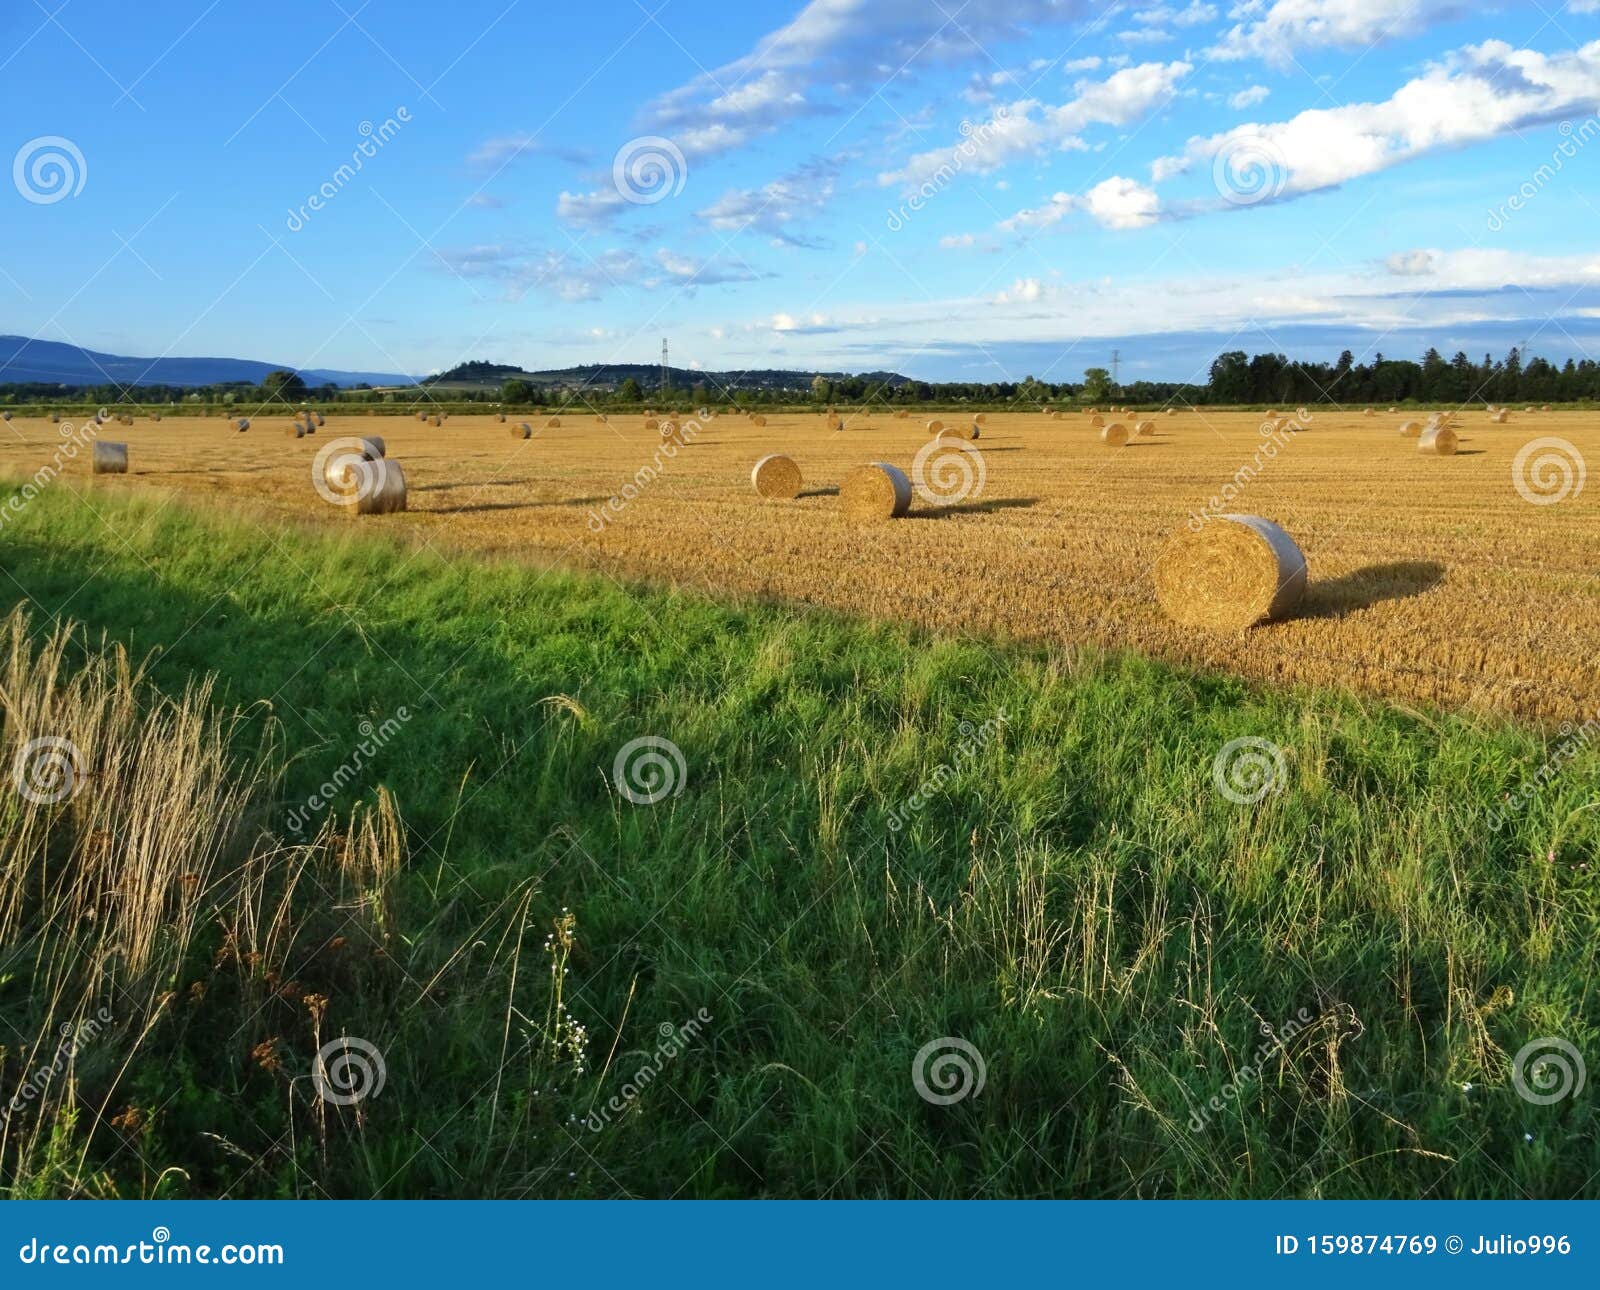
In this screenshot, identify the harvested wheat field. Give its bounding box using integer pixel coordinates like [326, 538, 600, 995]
[5, 405, 1597, 721]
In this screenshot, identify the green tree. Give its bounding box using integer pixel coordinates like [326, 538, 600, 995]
[1081, 367, 1112, 402]
[618, 377, 642, 403]
[502, 379, 533, 404]
[261, 369, 306, 401]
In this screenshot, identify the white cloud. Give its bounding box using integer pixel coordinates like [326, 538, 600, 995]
[435, 245, 642, 302]
[1211, 0, 1464, 66]
[646, 0, 1098, 162]
[694, 158, 839, 245]
[993, 277, 1045, 303]
[1228, 84, 1270, 108]
[653, 248, 766, 285]
[880, 60, 1192, 190]
[999, 176, 1161, 231]
[1162, 40, 1600, 204]
[556, 189, 626, 229]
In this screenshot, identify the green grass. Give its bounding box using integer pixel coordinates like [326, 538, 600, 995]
[1, 482, 1596, 1199]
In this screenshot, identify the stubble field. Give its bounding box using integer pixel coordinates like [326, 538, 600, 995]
[5, 404, 1596, 722]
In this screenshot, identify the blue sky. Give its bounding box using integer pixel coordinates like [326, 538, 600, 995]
[4, 0, 1600, 382]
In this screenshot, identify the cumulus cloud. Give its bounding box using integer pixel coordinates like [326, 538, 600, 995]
[694, 158, 839, 245]
[644, 0, 1097, 163]
[1210, 0, 1466, 66]
[1161, 40, 1600, 204]
[653, 247, 767, 285]
[1228, 84, 1269, 109]
[880, 60, 1192, 191]
[999, 176, 1161, 231]
[434, 245, 642, 302]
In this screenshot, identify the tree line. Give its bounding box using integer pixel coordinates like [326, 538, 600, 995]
[4, 348, 1597, 410]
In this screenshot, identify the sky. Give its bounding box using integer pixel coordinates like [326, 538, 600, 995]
[4, 0, 1600, 384]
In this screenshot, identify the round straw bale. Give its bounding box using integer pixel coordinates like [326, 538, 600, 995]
[840, 462, 912, 520]
[234, 417, 251, 431]
[1542, 404, 1552, 412]
[1134, 420, 1155, 437]
[1153, 515, 1307, 631]
[49, 413, 60, 424]
[286, 422, 306, 438]
[1089, 414, 1105, 428]
[1265, 409, 1278, 418]
[973, 413, 988, 426]
[1397, 420, 1422, 437]
[417, 411, 428, 422]
[893, 409, 909, 419]
[1490, 409, 1509, 424]
[751, 454, 803, 499]
[151, 413, 162, 422]
[751, 415, 767, 427]
[0, 411, 10, 421]
[511, 422, 531, 439]
[1100, 423, 1129, 447]
[546, 417, 560, 428]
[1418, 424, 1458, 455]
[357, 436, 386, 459]
[117, 414, 133, 426]
[1085, 408, 1098, 416]
[348, 459, 407, 515]
[824, 414, 842, 431]
[430, 415, 442, 427]
[644, 418, 659, 431]
[92, 441, 129, 474]
[1165, 408, 1176, 416]
[1525, 406, 1536, 414]
[1388, 406, 1398, 413]
[1363, 407, 1374, 417]
[924, 419, 944, 434]
[313, 412, 325, 427]
[497, 412, 506, 422]
[659, 420, 678, 436]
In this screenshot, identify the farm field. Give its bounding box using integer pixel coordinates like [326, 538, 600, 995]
[4, 405, 1596, 723]
[0, 482, 1596, 1200]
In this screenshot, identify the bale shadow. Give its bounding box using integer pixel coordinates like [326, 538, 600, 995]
[1453, 449, 1486, 456]
[434, 496, 607, 515]
[414, 477, 542, 492]
[796, 486, 841, 499]
[1299, 560, 1446, 619]
[908, 497, 1040, 519]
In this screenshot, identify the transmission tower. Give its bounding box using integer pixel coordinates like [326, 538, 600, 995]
[660, 339, 670, 395]
[1111, 348, 1121, 390]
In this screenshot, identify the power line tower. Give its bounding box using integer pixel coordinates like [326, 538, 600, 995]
[660, 339, 670, 395]
[1111, 348, 1122, 390]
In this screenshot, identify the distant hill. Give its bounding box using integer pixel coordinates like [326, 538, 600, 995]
[424, 360, 913, 393]
[0, 336, 414, 389]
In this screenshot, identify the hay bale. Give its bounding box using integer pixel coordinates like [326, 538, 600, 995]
[973, 413, 988, 426]
[1153, 515, 1307, 631]
[893, 409, 909, 419]
[644, 418, 660, 431]
[924, 419, 944, 434]
[1089, 414, 1105, 428]
[233, 417, 251, 432]
[511, 422, 531, 439]
[751, 454, 802, 499]
[348, 459, 407, 515]
[497, 412, 506, 422]
[1363, 407, 1374, 416]
[416, 411, 428, 422]
[1388, 406, 1398, 413]
[751, 415, 767, 427]
[313, 412, 325, 427]
[151, 413, 162, 422]
[1525, 406, 1536, 414]
[1100, 422, 1129, 447]
[1490, 409, 1509, 424]
[1165, 408, 1175, 416]
[429, 415, 442, 428]
[0, 411, 10, 421]
[117, 414, 133, 426]
[1134, 420, 1155, 437]
[1418, 424, 1458, 455]
[49, 413, 59, 424]
[286, 422, 306, 438]
[1542, 404, 1552, 412]
[546, 417, 561, 428]
[357, 436, 386, 459]
[92, 441, 128, 474]
[1397, 420, 1422, 438]
[840, 462, 912, 520]
[824, 414, 842, 431]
